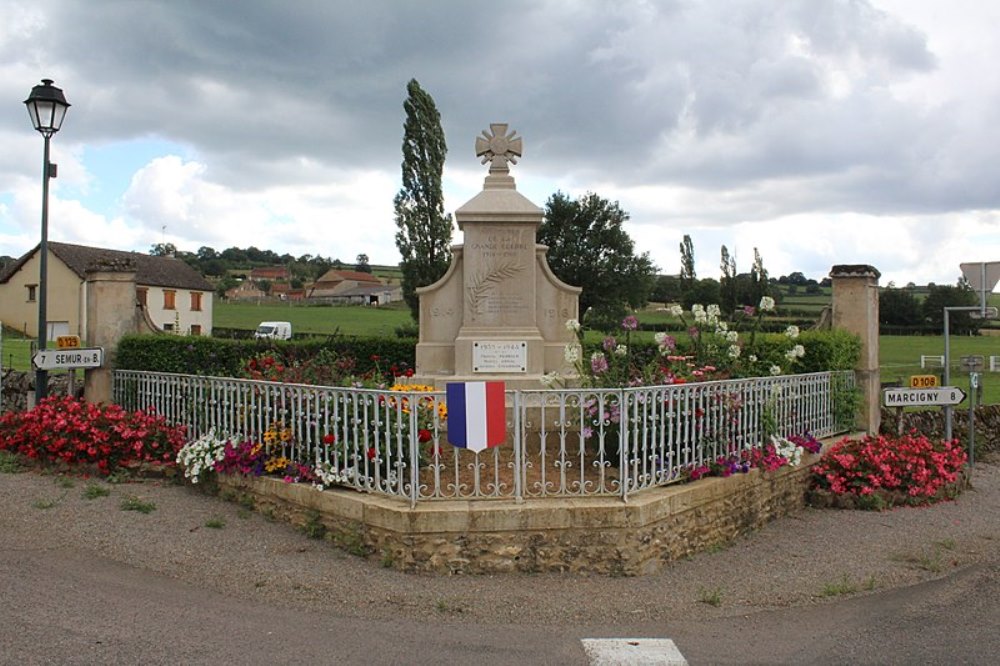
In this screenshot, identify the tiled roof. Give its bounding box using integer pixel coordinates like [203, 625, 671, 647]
[0, 242, 214, 292]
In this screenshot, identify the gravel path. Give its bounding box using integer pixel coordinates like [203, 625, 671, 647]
[2, 455, 998, 628]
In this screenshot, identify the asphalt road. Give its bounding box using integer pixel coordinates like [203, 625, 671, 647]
[2, 542, 998, 665]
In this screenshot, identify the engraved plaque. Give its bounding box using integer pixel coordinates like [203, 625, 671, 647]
[473, 341, 527, 373]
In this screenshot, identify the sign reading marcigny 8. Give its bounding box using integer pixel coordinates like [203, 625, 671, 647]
[883, 386, 966, 407]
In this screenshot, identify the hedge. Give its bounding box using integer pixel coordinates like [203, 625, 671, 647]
[115, 334, 417, 378]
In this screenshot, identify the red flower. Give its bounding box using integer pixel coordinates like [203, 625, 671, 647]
[366, 447, 377, 460]
[418, 429, 432, 443]
[322, 433, 336, 445]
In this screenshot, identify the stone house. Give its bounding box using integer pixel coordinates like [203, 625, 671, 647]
[0, 241, 214, 339]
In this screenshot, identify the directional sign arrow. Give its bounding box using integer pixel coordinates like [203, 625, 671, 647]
[884, 386, 967, 407]
[31, 347, 104, 371]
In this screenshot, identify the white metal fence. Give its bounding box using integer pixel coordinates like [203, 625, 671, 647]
[113, 370, 855, 504]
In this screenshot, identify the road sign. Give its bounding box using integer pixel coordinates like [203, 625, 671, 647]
[884, 386, 966, 407]
[32, 347, 104, 371]
[56, 335, 81, 349]
[970, 307, 999, 320]
[909, 374, 939, 388]
[961, 355, 985, 372]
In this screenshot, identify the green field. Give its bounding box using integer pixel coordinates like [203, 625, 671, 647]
[4, 305, 999, 406]
[880, 335, 999, 404]
[213, 301, 412, 337]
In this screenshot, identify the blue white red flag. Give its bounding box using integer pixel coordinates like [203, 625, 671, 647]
[446, 381, 506, 453]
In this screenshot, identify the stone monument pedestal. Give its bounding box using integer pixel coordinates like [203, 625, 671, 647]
[413, 124, 580, 390]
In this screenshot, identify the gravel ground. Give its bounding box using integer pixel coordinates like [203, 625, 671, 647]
[2, 454, 998, 628]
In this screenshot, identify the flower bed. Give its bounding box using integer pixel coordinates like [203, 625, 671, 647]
[0, 396, 186, 475]
[808, 431, 967, 510]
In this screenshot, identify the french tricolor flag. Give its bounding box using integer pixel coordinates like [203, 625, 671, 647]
[446, 381, 506, 453]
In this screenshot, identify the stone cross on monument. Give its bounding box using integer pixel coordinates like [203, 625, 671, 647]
[412, 124, 581, 389]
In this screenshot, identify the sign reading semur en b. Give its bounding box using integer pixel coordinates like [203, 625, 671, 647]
[32, 347, 104, 371]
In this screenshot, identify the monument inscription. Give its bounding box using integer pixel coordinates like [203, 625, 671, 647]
[473, 341, 527, 373]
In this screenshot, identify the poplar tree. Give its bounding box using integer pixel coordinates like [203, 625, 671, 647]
[393, 79, 453, 321]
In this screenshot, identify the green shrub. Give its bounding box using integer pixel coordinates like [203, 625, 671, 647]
[116, 333, 416, 378]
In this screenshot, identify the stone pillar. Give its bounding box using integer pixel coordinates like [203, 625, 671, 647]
[83, 259, 138, 405]
[830, 265, 880, 433]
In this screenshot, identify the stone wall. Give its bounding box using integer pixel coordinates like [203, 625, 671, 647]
[1, 369, 77, 413]
[216, 440, 838, 576]
[880, 405, 1000, 454]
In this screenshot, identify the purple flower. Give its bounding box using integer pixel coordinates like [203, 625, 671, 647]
[602, 336, 617, 352]
[591, 353, 609, 375]
[743, 305, 756, 316]
[621, 315, 639, 331]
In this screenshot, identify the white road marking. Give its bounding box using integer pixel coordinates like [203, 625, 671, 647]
[581, 638, 688, 665]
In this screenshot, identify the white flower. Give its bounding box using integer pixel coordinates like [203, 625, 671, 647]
[785, 344, 806, 360]
[654, 332, 667, 345]
[176, 428, 231, 483]
[614, 344, 628, 357]
[784, 325, 800, 339]
[769, 365, 782, 376]
[759, 296, 776, 311]
[707, 304, 721, 318]
[564, 344, 581, 363]
[749, 354, 758, 363]
[565, 318, 581, 333]
[715, 320, 729, 333]
[725, 330, 739, 343]
[540, 371, 560, 388]
[668, 304, 684, 317]
[728, 345, 741, 359]
[771, 435, 803, 466]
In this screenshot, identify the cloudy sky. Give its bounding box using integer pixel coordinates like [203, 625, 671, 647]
[2, 0, 998, 287]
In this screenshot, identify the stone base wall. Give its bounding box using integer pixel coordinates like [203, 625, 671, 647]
[880, 405, 1000, 454]
[1, 369, 78, 413]
[217, 436, 850, 576]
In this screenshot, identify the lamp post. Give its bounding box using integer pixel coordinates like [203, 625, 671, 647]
[24, 78, 70, 404]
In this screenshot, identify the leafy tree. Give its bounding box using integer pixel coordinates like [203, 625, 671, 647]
[681, 278, 721, 309]
[196, 246, 218, 261]
[215, 275, 239, 299]
[679, 234, 696, 289]
[149, 242, 176, 257]
[749, 247, 771, 306]
[355, 253, 372, 273]
[922, 283, 980, 334]
[257, 279, 272, 295]
[538, 191, 657, 324]
[879, 288, 922, 327]
[393, 78, 453, 321]
[650, 274, 683, 303]
[719, 245, 738, 313]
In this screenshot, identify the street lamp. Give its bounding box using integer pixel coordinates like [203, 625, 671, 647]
[24, 78, 70, 404]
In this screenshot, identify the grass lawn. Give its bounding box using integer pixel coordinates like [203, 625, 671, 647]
[213, 301, 413, 337]
[881, 335, 1000, 405]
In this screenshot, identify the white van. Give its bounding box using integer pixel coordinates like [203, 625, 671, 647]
[254, 321, 292, 340]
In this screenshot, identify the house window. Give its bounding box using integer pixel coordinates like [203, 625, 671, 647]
[163, 322, 174, 332]
[190, 324, 202, 336]
[137, 288, 148, 306]
[26, 284, 37, 302]
[163, 290, 176, 310]
[190, 292, 202, 311]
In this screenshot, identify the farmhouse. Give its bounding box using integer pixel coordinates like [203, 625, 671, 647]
[308, 269, 401, 305]
[0, 241, 214, 339]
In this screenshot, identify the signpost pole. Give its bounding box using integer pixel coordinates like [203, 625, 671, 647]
[944, 308, 952, 441]
[968, 372, 978, 469]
